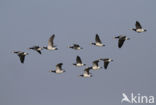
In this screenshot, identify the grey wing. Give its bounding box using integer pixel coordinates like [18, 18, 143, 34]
[19, 55, 25, 63]
[48, 34, 55, 47]
[76, 56, 82, 64]
[56, 63, 63, 70]
[118, 38, 125, 48]
[104, 61, 109, 69]
[95, 34, 102, 43]
[136, 21, 142, 29]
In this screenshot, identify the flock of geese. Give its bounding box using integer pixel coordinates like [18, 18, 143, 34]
[13, 21, 146, 77]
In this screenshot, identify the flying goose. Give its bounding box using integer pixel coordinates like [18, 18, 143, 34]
[80, 67, 92, 77]
[49, 63, 65, 74]
[92, 60, 102, 70]
[69, 44, 83, 50]
[132, 21, 147, 33]
[28, 45, 43, 54]
[91, 34, 105, 47]
[73, 56, 86, 67]
[100, 58, 113, 69]
[13, 51, 28, 63]
[114, 35, 130, 48]
[43, 34, 58, 50]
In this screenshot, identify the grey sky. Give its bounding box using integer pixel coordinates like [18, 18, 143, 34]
[0, 0, 156, 105]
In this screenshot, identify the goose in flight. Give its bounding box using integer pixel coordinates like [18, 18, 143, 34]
[91, 34, 105, 47]
[80, 67, 92, 77]
[92, 60, 102, 70]
[49, 63, 65, 74]
[132, 21, 147, 33]
[73, 56, 86, 67]
[69, 44, 83, 50]
[114, 35, 130, 48]
[28, 45, 43, 54]
[100, 58, 113, 69]
[43, 34, 58, 50]
[13, 51, 28, 64]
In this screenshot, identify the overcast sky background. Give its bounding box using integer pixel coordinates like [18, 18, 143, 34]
[0, 0, 156, 105]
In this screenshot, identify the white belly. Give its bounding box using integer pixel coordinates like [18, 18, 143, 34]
[84, 74, 91, 77]
[136, 29, 144, 32]
[37, 48, 42, 50]
[48, 46, 56, 50]
[76, 63, 83, 66]
[92, 66, 100, 70]
[96, 43, 103, 46]
[77, 47, 81, 50]
[56, 70, 63, 74]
